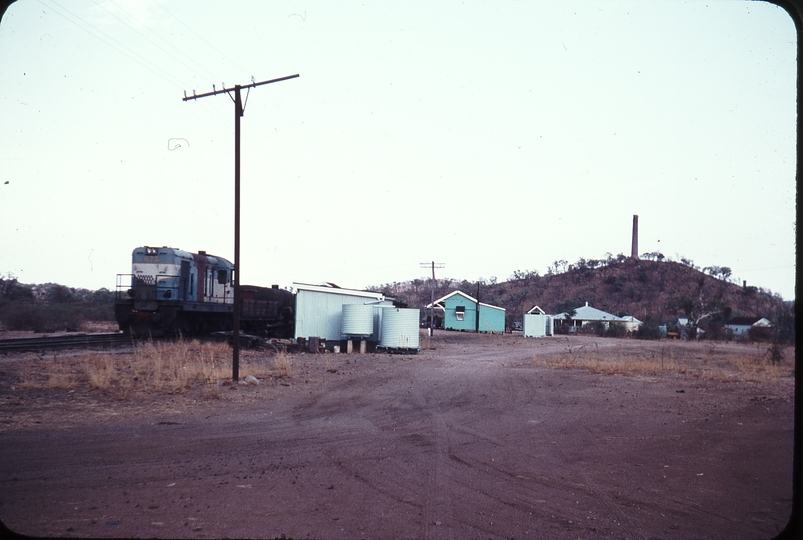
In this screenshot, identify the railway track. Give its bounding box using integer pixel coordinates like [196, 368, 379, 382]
[0, 333, 137, 353]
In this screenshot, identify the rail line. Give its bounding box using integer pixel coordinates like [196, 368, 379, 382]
[0, 333, 137, 353]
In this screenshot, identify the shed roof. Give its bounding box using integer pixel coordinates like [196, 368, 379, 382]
[427, 290, 505, 312]
[554, 302, 639, 324]
[726, 317, 771, 327]
[293, 282, 388, 301]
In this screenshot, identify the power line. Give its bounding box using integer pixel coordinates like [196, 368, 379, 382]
[155, 0, 251, 78]
[41, 1, 242, 120]
[151, 0, 284, 139]
[92, 0, 219, 84]
[40, 0, 188, 91]
[40, 0, 235, 133]
[184, 75, 300, 381]
[151, 4, 302, 145]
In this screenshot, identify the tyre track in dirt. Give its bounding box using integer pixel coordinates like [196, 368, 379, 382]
[283, 345, 790, 539]
[417, 376, 455, 540]
[400, 353, 584, 539]
[290, 359, 462, 539]
[289, 354, 546, 539]
[0, 334, 794, 539]
[416, 360, 602, 538]
[549, 436, 642, 538]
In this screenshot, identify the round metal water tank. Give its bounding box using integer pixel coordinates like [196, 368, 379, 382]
[380, 308, 420, 349]
[341, 304, 374, 337]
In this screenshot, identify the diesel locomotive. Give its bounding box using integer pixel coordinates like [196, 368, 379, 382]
[114, 246, 294, 337]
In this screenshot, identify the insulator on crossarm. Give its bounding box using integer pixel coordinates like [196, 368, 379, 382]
[183, 90, 187, 98]
[213, 84, 216, 92]
[193, 89, 196, 96]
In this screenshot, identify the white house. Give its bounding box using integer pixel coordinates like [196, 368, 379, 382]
[725, 317, 772, 338]
[554, 302, 641, 332]
[616, 315, 643, 333]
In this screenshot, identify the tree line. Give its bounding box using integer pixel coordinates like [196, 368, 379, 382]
[0, 274, 115, 333]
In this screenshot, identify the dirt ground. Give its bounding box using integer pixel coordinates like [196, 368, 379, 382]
[0, 331, 795, 539]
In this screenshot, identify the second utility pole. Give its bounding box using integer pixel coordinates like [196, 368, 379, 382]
[420, 261, 444, 336]
[183, 74, 299, 381]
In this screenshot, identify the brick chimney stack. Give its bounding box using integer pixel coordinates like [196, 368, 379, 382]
[631, 215, 639, 259]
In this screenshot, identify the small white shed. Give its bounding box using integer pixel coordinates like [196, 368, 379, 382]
[523, 306, 554, 337]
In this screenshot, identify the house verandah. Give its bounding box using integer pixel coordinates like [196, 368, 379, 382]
[553, 302, 641, 333]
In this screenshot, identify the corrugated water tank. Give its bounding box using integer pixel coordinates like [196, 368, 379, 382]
[380, 307, 420, 349]
[341, 304, 374, 337]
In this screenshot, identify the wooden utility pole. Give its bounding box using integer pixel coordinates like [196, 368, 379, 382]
[420, 262, 444, 336]
[183, 74, 299, 381]
[475, 282, 480, 333]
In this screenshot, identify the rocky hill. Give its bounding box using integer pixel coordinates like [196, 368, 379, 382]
[368, 258, 794, 340]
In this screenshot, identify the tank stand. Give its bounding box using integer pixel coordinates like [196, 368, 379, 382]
[345, 339, 368, 354]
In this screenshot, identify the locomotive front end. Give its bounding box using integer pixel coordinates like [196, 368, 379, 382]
[115, 246, 235, 336]
[114, 245, 291, 338]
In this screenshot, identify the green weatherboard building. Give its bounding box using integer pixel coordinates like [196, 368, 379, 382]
[429, 290, 506, 333]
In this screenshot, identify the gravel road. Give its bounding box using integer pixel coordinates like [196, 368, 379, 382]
[0, 332, 794, 539]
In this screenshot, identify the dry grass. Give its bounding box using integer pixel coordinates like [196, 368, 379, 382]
[323, 355, 338, 374]
[420, 333, 432, 351]
[46, 372, 74, 390]
[86, 353, 117, 391]
[11, 336, 793, 400]
[531, 340, 794, 383]
[13, 338, 288, 398]
[273, 351, 292, 378]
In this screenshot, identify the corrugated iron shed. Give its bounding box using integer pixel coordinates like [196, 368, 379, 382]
[293, 282, 394, 342]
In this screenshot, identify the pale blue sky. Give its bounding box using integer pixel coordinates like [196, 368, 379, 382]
[0, 0, 797, 300]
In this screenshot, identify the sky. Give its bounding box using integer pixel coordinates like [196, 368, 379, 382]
[0, 0, 797, 301]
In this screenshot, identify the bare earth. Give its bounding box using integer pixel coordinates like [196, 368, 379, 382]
[0, 331, 795, 540]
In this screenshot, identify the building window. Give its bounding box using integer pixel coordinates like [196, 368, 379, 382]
[455, 305, 465, 321]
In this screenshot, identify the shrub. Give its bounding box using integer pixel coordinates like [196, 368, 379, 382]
[553, 322, 571, 335]
[0, 298, 113, 333]
[584, 321, 606, 337]
[636, 317, 661, 340]
[747, 326, 773, 342]
[0, 301, 39, 331]
[605, 322, 628, 338]
[0, 302, 87, 332]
